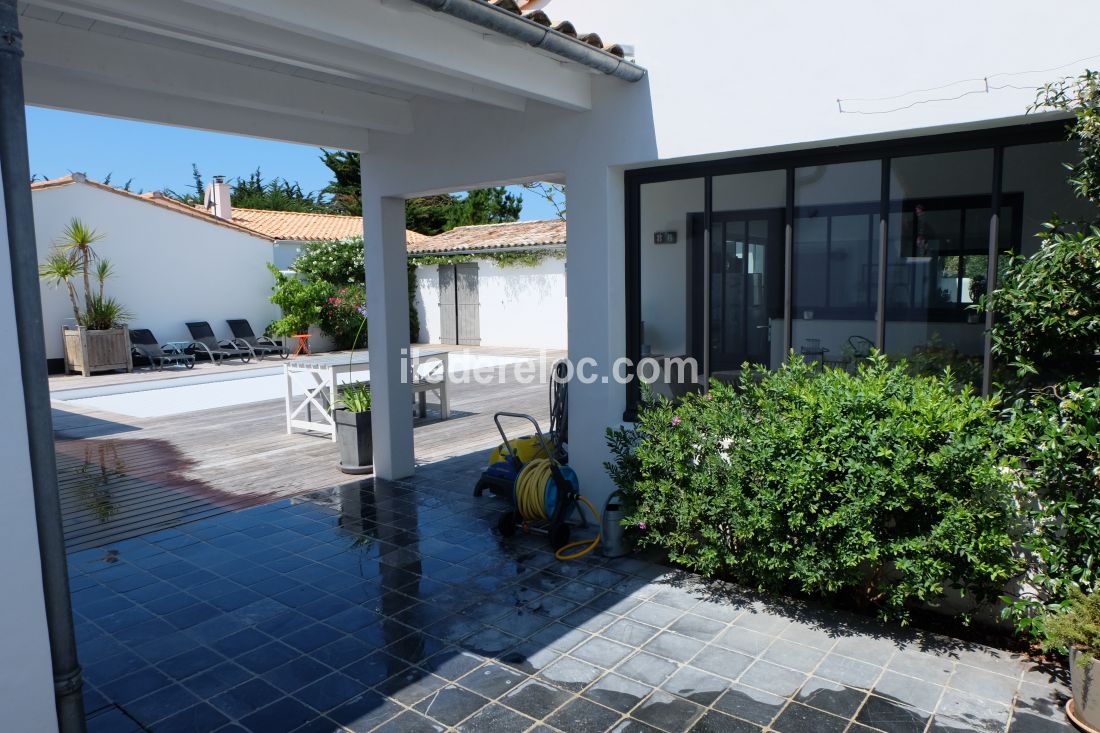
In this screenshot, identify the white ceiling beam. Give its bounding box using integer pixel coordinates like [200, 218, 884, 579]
[25, 0, 537, 112]
[20, 17, 414, 134]
[197, 0, 592, 110]
[22, 64, 369, 151]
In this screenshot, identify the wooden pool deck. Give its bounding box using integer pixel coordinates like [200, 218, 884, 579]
[51, 346, 563, 552]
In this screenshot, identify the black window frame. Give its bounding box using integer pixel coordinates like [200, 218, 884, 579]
[623, 119, 1067, 420]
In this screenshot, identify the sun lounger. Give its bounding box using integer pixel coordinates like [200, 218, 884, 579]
[130, 328, 195, 370]
[227, 319, 287, 360]
[185, 321, 251, 364]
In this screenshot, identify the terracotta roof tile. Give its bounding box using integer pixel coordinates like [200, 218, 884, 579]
[498, 0, 627, 59]
[408, 219, 565, 255]
[230, 209, 426, 247]
[31, 174, 425, 246]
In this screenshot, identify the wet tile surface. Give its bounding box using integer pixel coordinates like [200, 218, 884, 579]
[71, 456, 1074, 732]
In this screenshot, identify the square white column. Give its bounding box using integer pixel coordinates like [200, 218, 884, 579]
[361, 191, 415, 480]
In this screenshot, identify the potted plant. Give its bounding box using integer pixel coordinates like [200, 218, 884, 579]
[334, 304, 372, 473]
[335, 381, 372, 474]
[1043, 589, 1100, 730]
[39, 219, 133, 376]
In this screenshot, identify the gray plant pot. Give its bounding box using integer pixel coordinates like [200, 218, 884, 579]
[1070, 648, 1100, 731]
[335, 408, 373, 474]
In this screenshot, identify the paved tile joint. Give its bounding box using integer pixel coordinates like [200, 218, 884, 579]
[70, 455, 1072, 732]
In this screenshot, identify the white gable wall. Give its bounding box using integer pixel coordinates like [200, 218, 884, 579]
[32, 184, 278, 361]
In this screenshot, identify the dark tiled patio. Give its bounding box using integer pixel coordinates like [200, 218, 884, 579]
[70, 455, 1072, 733]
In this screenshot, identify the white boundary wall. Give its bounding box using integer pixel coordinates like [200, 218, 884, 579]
[414, 256, 567, 349]
[32, 183, 278, 361]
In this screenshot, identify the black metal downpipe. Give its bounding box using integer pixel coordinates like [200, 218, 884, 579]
[0, 2, 87, 730]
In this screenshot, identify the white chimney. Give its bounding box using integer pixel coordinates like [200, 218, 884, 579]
[204, 174, 233, 221]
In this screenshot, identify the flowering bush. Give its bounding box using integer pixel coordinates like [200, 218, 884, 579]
[1000, 385, 1100, 635]
[294, 237, 365, 286]
[321, 286, 367, 350]
[608, 355, 1019, 623]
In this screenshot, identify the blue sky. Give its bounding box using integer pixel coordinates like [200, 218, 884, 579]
[25, 107, 559, 220]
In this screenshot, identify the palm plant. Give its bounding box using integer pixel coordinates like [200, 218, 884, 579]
[94, 259, 115, 299]
[39, 220, 131, 329]
[39, 251, 84, 323]
[56, 218, 104, 313]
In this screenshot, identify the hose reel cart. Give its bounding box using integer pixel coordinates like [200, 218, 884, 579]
[473, 362, 600, 560]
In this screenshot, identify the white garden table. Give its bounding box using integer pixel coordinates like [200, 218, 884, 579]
[284, 349, 450, 440]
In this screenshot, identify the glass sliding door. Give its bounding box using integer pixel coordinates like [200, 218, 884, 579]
[793, 161, 880, 371]
[886, 149, 995, 382]
[704, 170, 786, 374]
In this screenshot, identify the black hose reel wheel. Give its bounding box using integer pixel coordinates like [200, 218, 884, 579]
[549, 522, 571, 551]
[497, 510, 517, 538]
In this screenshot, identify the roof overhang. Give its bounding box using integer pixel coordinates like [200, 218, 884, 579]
[17, 0, 620, 149]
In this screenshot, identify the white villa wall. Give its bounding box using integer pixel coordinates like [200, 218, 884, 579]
[0, 179, 60, 731]
[32, 184, 278, 361]
[413, 258, 567, 349]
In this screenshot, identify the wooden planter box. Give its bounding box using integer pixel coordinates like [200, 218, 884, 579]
[63, 325, 133, 376]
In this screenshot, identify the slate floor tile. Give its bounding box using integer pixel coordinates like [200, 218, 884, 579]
[616, 652, 679, 687]
[873, 670, 946, 712]
[572, 636, 635, 669]
[711, 683, 785, 726]
[661, 665, 729, 706]
[738, 660, 808, 697]
[546, 696, 622, 732]
[454, 702, 534, 733]
[457, 663, 525, 700]
[772, 701, 848, 733]
[502, 679, 571, 719]
[632, 689, 705, 733]
[538, 655, 601, 692]
[795, 676, 867, 718]
[585, 672, 652, 713]
[414, 684, 491, 727]
[689, 709, 761, 733]
[857, 694, 931, 733]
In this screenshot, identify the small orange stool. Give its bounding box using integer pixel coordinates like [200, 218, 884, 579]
[291, 334, 311, 357]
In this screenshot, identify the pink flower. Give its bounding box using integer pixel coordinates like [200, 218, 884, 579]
[671, 415, 681, 426]
[638, 522, 647, 530]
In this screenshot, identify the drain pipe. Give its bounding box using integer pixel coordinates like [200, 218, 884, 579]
[0, 2, 87, 731]
[407, 0, 646, 82]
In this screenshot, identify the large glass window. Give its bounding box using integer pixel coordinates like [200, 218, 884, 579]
[886, 150, 994, 379]
[626, 122, 1073, 416]
[639, 178, 704, 397]
[706, 170, 786, 372]
[793, 161, 880, 372]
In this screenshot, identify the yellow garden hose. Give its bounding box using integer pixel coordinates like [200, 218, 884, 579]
[515, 458, 601, 561]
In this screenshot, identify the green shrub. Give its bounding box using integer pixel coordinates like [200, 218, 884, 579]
[613, 354, 1019, 622]
[983, 225, 1100, 386]
[1042, 589, 1100, 663]
[267, 264, 334, 337]
[1001, 385, 1100, 635]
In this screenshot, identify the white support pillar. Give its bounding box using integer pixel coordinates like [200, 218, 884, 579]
[361, 189, 415, 480]
[563, 164, 626, 511]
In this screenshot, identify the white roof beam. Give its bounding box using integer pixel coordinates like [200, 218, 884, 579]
[20, 17, 411, 135]
[25, 0, 539, 112]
